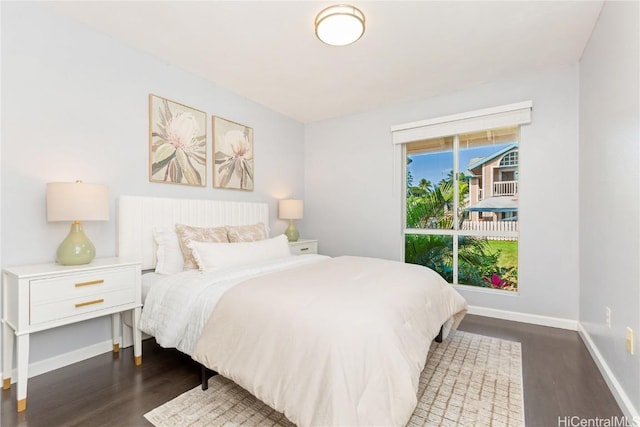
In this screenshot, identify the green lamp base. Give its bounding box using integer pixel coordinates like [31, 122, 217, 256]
[284, 219, 299, 242]
[56, 221, 96, 265]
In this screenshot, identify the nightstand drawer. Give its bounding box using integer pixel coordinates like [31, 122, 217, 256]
[30, 288, 136, 325]
[30, 269, 137, 305]
[289, 240, 318, 255]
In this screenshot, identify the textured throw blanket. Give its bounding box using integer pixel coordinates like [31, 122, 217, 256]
[193, 256, 467, 426]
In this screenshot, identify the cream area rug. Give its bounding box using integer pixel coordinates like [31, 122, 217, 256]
[144, 331, 524, 427]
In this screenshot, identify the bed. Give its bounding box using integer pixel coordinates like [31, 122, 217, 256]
[117, 195, 467, 427]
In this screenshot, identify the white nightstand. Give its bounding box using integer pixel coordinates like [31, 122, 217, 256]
[1, 257, 142, 412]
[288, 239, 318, 255]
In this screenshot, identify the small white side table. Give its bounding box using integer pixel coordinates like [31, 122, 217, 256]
[288, 239, 318, 255]
[1, 257, 142, 412]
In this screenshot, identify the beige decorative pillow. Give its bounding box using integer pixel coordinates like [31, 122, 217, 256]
[226, 223, 268, 243]
[175, 224, 229, 270]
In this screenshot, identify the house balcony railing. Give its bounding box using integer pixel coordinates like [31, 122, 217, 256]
[493, 180, 518, 196]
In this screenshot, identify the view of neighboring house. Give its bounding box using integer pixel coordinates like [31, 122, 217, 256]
[465, 144, 519, 223]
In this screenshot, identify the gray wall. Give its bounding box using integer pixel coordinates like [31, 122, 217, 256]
[304, 65, 581, 321]
[1, 2, 305, 363]
[579, 1, 640, 414]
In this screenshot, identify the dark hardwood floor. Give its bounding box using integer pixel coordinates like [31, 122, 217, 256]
[1, 314, 623, 426]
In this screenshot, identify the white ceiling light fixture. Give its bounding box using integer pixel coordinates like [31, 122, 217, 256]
[315, 4, 365, 47]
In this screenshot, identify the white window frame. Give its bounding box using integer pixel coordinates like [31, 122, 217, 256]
[393, 101, 531, 287]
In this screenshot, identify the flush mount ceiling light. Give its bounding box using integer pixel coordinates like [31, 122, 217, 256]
[315, 4, 365, 46]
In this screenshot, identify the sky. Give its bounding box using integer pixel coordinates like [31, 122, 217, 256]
[408, 143, 513, 187]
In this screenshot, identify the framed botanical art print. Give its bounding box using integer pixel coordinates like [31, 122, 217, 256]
[149, 94, 207, 186]
[212, 116, 254, 191]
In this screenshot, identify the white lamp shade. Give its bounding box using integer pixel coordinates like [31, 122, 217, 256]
[315, 5, 365, 46]
[279, 199, 303, 220]
[46, 182, 109, 222]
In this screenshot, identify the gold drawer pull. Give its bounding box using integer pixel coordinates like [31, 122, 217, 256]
[75, 299, 104, 308]
[75, 279, 104, 288]
[300, 247, 309, 251]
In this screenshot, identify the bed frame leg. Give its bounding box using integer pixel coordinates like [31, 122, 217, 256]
[201, 365, 218, 391]
[434, 325, 444, 343]
[201, 365, 208, 390]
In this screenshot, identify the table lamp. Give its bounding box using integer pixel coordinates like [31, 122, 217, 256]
[46, 181, 109, 265]
[279, 199, 303, 242]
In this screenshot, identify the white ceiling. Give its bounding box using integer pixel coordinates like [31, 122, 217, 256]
[45, 1, 603, 123]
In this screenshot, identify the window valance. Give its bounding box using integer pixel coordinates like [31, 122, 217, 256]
[391, 101, 532, 144]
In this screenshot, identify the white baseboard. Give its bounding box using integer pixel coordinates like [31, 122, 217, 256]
[578, 324, 640, 425]
[1, 339, 113, 384]
[468, 305, 579, 330]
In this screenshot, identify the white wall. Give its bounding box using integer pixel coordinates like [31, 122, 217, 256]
[579, 0, 640, 416]
[305, 65, 580, 321]
[1, 2, 305, 364]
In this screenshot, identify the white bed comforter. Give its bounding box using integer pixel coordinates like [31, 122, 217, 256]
[191, 255, 467, 427]
[139, 254, 329, 355]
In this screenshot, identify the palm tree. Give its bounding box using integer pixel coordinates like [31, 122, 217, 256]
[406, 157, 414, 187]
[405, 232, 512, 287]
[418, 178, 432, 192]
[436, 170, 452, 189]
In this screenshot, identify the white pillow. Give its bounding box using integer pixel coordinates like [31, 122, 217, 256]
[153, 227, 184, 275]
[188, 234, 292, 272]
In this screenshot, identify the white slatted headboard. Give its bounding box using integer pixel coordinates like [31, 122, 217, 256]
[117, 195, 270, 270]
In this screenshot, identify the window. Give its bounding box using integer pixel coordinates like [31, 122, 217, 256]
[393, 102, 530, 292]
[500, 151, 518, 167]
